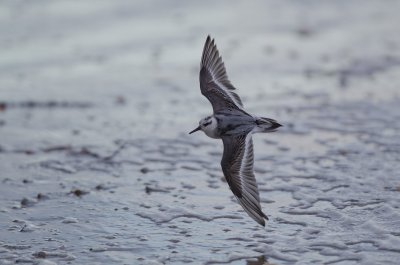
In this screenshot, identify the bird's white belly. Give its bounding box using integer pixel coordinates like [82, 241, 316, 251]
[204, 128, 220, 139]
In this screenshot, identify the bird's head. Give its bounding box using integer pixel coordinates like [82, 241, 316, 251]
[189, 116, 214, 135]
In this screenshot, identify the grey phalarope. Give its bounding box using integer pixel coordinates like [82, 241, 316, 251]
[189, 36, 282, 226]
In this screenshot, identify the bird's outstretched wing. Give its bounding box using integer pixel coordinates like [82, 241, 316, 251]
[200, 36, 243, 113]
[221, 133, 268, 226]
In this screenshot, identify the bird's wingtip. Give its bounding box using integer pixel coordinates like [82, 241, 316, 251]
[205, 35, 215, 45]
[260, 212, 269, 226]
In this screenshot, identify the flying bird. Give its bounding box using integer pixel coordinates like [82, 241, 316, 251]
[189, 36, 281, 226]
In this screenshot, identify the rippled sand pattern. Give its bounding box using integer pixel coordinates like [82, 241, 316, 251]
[1, 1, 400, 264]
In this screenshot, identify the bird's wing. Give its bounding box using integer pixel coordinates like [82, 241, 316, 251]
[221, 133, 268, 226]
[199, 36, 243, 113]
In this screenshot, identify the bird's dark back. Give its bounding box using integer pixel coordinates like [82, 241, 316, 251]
[215, 109, 255, 136]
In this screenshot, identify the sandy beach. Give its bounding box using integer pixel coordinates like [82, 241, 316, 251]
[1, 1, 400, 264]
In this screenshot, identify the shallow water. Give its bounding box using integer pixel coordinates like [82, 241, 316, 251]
[1, 1, 400, 264]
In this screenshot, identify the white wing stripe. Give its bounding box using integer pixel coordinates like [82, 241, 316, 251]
[239, 133, 252, 181]
[238, 134, 262, 212]
[213, 79, 243, 109]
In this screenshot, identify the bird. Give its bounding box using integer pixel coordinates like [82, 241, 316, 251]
[189, 36, 282, 226]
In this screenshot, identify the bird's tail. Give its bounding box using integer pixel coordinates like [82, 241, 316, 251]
[254, 117, 282, 133]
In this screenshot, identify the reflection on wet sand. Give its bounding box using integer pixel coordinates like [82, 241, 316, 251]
[0, 0, 400, 264]
[246, 255, 277, 265]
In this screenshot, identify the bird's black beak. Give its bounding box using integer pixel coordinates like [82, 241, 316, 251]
[189, 126, 201, 134]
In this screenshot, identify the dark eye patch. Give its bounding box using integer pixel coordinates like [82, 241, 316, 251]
[203, 121, 212, 126]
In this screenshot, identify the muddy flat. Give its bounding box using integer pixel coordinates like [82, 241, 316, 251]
[1, 1, 399, 264]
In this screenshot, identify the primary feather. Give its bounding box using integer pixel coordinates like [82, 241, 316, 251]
[200, 36, 243, 112]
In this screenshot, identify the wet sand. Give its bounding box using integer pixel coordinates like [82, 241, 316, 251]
[1, 1, 400, 264]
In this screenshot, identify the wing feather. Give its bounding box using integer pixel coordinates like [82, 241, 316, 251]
[200, 36, 243, 113]
[221, 134, 268, 226]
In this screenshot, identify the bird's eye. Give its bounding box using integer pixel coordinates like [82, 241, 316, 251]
[203, 121, 211, 126]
